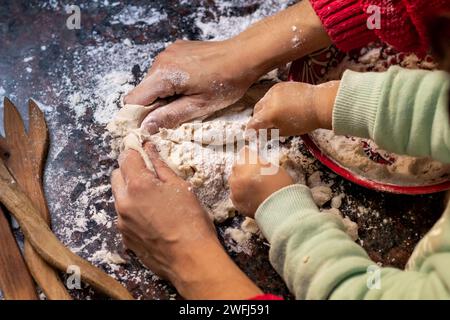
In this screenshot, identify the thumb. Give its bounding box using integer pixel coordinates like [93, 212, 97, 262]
[124, 69, 188, 106]
[141, 96, 204, 134]
[246, 116, 272, 132]
[237, 146, 260, 166]
[143, 142, 178, 182]
[246, 95, 274, 132]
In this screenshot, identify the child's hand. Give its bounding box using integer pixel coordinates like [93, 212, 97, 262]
[229, 147, 294, 218]
[247, 81, 340, 136]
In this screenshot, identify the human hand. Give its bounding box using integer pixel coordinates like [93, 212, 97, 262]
[111, 143, 262, 299]
[246, 81, 340, 136]
[125, 0, 331, 135]
[229, 147, 294, 218]
[124, 40, 261, 134]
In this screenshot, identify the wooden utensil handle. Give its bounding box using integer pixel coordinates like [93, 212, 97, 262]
[0, 160, 133, 300]
[24, 243, 72, 299]
[0, 206, 38, 300]
[3, 99, 72, 299]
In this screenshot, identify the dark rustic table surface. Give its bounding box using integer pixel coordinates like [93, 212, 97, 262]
[0, 0, 447, 300]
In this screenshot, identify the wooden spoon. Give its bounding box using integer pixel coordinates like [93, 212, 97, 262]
[2, 98, 71, 299]
[0, 157, 134, 300]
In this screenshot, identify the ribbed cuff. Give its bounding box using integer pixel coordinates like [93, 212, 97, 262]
[255, 185, 319, 243]
[309, 0, 377, 52]
[333, 70, 385, 139]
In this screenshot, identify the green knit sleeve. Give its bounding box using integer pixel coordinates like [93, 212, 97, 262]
[255, 68, 450, 299]
[333, 66, 450, 163]
[256, 186, 450, 299]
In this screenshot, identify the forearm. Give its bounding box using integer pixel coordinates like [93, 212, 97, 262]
[172, 240, 262, 300]
[256, 186, 450, 299]
[230, 0, 331, 76]
[272, 205, 450, 299]
[333, 67, 450, 162]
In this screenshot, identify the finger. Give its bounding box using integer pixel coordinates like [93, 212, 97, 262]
[119, 149, 156, 183]
[124, 69, 177, 106]
[238, 146, 255, 164]
[143, 142, 178, 182]
[253, 96, 268, 114]
[111, 169, 129, 217]
[141, 96, 204, 134]
[246, 115, 273, 132]
[122, 235, 139, 252]
[111, 169, 126, 201]
[231, 150, 247, 174]
[246, 99, 273, 132]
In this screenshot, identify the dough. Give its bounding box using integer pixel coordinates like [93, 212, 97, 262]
[331, 193, 345, 209]
[107, 84, 307, 222]
[307, 171, 322, 188]
[310, 186, 333, 207]
[311, 129, 450, 186]
[159, 120, 247, 145]
[322, 208, 359, 241]
[107, 103, 159, 173]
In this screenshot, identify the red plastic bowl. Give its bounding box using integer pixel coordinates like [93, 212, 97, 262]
[288, 60, 450, 195]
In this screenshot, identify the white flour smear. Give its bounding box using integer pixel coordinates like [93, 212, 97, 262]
[111, 5, 168, 26]
[194, 0, 290, 40]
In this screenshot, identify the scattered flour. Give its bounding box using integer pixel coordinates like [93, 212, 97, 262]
[90, 243, 127, 265]
[194, 0, 291, 41]
[93, 71, 135, 124]
[324, 44, 437, 82]
[111, 5, 168, 26]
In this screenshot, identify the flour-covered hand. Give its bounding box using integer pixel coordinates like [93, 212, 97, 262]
[111, 142, 262, 299]
[125, 0, 332, 135]
[124, 40, 260, 134]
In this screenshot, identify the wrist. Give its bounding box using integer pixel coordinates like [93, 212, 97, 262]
[223, 37, 267, 83]
[312, 81, 340, 130]
[171, 239, 262, 299]
[231, 1, 331, 76]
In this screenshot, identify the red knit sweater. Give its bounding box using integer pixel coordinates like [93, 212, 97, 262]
[309, 0, 450, 55]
